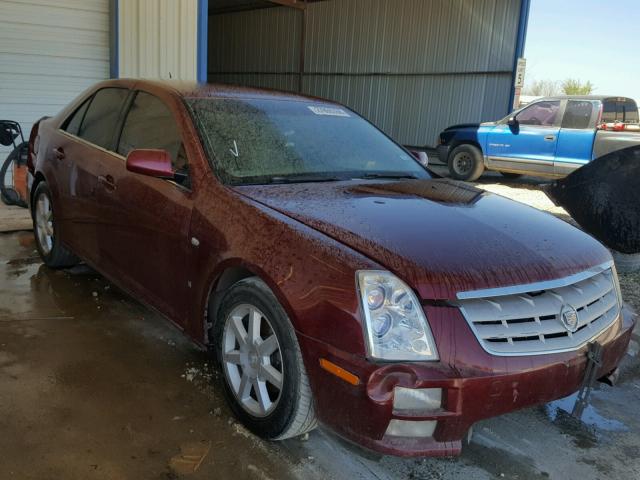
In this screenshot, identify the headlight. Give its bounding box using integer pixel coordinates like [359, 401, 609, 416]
[356, 271, 439, 361]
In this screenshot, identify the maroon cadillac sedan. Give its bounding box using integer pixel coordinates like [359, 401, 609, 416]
[27, 79, 635, 456]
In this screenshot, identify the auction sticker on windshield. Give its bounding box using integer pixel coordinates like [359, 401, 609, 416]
[308, 106, 350, 117]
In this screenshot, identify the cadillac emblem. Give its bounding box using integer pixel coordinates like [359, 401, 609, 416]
[560, 304, 579, 333]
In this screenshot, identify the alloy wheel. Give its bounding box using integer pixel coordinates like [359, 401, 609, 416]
[222, 304, 284, 417]
[35, 192, 54, 255]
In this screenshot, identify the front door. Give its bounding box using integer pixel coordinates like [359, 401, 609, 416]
[97, 90, 194, 324]
[485, 100, 562, 175]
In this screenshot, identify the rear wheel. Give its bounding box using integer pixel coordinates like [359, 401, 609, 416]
[32, 181, 78, 268]
[213, 277, 317, 440]
[448, 144, 485, 181]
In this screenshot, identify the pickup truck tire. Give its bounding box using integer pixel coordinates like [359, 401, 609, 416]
[500, 172, 523, 179]
[448, 144, 485, 181]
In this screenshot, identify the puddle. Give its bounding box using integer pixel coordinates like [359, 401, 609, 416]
[545, 393, 628, 432]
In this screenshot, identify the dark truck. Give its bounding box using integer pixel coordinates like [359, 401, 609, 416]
[437, 96, 640, 181]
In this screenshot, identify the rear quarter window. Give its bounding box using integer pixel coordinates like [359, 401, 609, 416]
[63, 98, 91, 136]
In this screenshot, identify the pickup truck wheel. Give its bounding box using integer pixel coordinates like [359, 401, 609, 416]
[31, 181, 79, 268]
[213, 277, 317, 440]
[448, 144, 485, 181]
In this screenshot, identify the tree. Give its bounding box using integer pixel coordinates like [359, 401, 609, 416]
[523, 79, 560, 97]
[561, 78, 594, 95]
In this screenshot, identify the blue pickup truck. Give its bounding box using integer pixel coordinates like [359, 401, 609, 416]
[437, 95, 640, 181]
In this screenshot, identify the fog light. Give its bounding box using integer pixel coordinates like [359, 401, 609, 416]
[393, 387, 442, 413]
[385, 420, 437, 438]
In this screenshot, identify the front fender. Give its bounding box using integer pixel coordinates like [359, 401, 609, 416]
[188, 184, 382, 357]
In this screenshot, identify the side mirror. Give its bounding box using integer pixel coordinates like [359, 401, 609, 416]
[409, 149, 429, 167]
[126, 149, 173, 179]
[507, 116, 518, 127]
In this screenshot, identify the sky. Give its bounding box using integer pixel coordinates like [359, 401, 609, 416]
[524, 0, 640, 100]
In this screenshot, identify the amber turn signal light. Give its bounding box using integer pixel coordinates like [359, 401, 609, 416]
[319, 358, 360, 386]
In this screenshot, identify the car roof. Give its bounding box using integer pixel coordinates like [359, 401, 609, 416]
[103, 78, 336, 104]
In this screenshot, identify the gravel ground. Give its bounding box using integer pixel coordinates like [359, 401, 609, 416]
[619, 271, 640, 314]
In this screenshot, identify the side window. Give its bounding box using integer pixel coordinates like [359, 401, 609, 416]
[117, 91, 190, 188]
[63, 98, 91, 136]
[517, 101, 561, 127]
[562, 101, 594, 129]
[78, 88, 129, 149]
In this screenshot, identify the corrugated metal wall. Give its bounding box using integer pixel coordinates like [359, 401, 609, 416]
[209, 6, 301, 91]
[119, 0, 198, 80]
[0, 0, 110, 163]
[209, 0, 521, 146]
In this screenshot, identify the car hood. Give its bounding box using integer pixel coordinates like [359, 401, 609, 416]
[233, 179, 611, 300]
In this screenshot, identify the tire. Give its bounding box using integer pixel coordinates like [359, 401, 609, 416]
[31, 181, 79, 268]
[212, 277, 317, 440]
[448, 144, 485, 181]
[500, 171, 523, 179]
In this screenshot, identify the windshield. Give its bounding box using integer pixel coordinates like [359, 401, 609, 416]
[186, 98, 429, 185]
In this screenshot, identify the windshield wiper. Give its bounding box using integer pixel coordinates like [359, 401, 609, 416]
[267, 175, 342, 184]
[356, 173, 419, 180]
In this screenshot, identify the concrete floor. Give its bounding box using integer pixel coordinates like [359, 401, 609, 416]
[0, 231, 311, 480]
[1, 199, 639, 479]
[0, 203, 31, 233]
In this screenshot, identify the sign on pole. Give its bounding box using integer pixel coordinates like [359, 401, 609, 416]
[513, 57, 527, 109]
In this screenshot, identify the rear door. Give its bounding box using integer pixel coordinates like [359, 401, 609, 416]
[485, 100, 561, 175]
[52, 87, 129, 263]
[554, 100, 598, 176]
[97, 90, 194, 323]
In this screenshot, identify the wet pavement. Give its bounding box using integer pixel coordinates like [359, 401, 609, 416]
[1, 229, 639, 480]
[0, 232, 307, 480]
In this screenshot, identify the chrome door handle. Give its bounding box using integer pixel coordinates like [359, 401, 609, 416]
[98, 174, 116, 191]
[544, 135, 556, 141]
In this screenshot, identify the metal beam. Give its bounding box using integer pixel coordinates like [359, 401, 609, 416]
[268, 0, 306, 9]
[298, 0, 306, 92]
[109, 0, 118, 78]
[197, 0, 209, 83]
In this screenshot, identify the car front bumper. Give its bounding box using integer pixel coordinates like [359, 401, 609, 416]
[298, 304, 636, 457]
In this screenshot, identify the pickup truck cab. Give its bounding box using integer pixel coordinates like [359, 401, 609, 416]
[437, 95, 640, 181]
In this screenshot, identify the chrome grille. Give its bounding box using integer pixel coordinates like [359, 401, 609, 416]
[456, 264, 620, 356]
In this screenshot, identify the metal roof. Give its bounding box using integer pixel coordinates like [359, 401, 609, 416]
[210, 0, 323, 14]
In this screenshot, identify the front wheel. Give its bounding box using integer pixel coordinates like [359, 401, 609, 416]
[448, 144, 485, 181]
[31, 181, 78, 268]
[213, 277, 317, 440]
